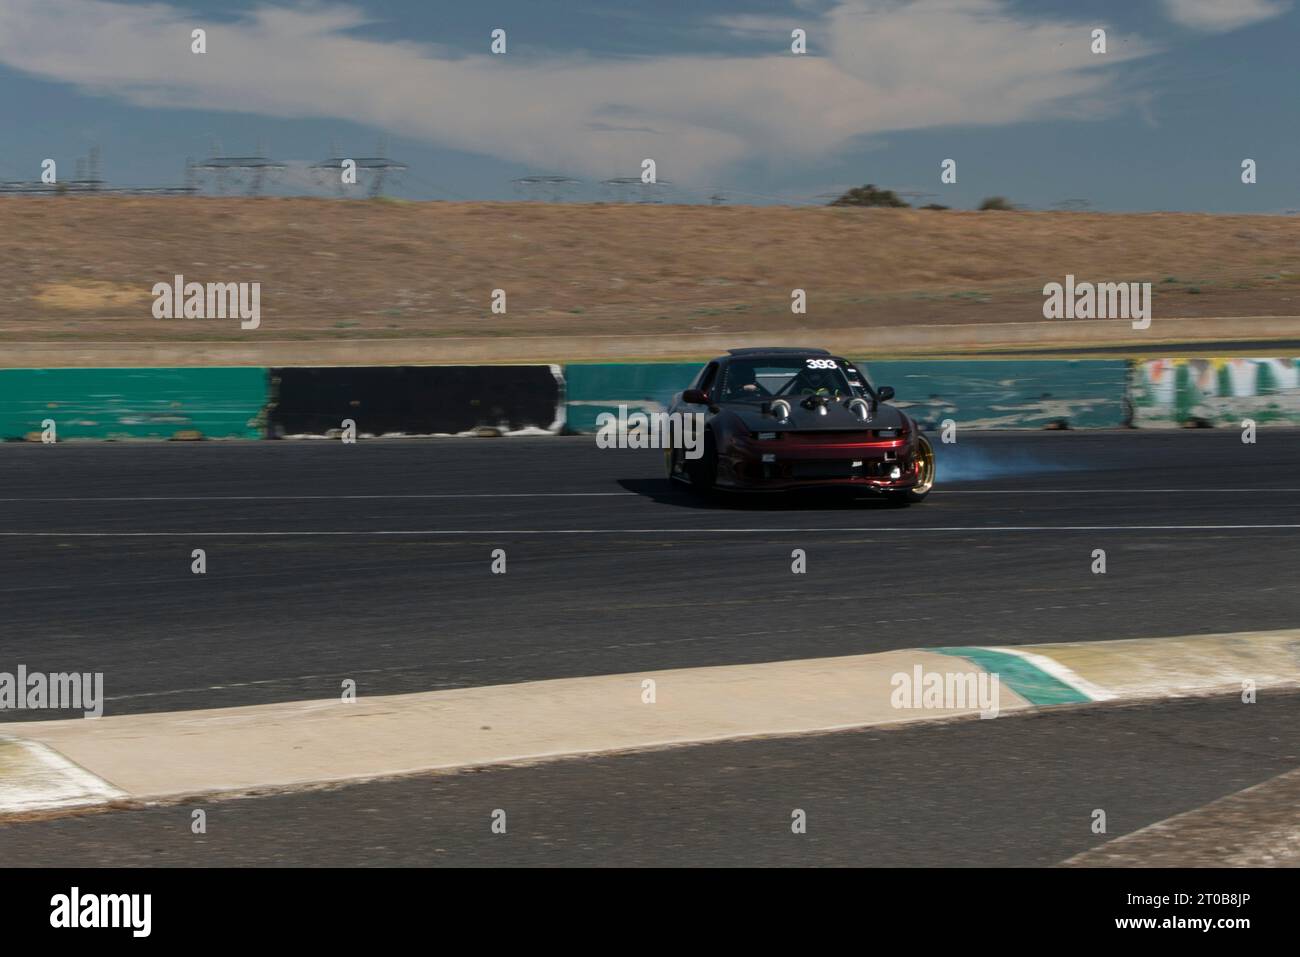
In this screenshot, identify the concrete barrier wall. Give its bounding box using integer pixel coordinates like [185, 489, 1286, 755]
[0, 367, 267, 440]
[268, 365, 564, 436]
[1130, 358, 1300, 428]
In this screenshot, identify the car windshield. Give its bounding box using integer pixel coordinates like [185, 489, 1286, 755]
[718, 357, 866, 402]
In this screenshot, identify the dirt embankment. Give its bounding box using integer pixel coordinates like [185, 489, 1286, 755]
[3, 197, 1298, 356]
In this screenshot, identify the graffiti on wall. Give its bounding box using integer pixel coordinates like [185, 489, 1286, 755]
[1132, 358, 1300, 427]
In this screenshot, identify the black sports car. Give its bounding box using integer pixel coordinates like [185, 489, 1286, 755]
[664, 348, 935, 503]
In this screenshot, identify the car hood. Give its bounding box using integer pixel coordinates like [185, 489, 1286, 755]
[727, 399, 909, 433]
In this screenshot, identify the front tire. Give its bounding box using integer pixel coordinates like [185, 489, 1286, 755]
[685, 429, 718, 493]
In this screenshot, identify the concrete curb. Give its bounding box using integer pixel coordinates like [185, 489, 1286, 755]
[3, 629, 1295, 817]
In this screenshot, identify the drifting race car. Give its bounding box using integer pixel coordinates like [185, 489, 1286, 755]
[664, 348, 935, 503]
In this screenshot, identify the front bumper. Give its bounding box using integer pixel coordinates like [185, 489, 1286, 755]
[718, 433, 925, 491]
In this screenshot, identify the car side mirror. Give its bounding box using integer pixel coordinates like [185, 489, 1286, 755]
[876, 385, 895, 402]
[682, 388, 709, 405]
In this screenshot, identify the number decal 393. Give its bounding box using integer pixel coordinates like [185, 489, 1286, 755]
[805, 359, 838, 369]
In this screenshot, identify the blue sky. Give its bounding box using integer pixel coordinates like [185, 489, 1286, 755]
[0, 0, 1296, 210]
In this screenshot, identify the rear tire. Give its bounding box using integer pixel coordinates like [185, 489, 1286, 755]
[889, 434, 935, 505]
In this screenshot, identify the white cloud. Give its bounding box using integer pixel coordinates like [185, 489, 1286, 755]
[1160, 0, 1290, 32]
[711, 14, 811, 38]
[0, 0, 1155, 183]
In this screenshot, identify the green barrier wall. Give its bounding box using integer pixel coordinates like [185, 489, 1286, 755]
[1130, 358, 1300, 427]
[11, 359, 1289, 440]
[563, 363, 700, 433]
[0, 368, 268, 439]
[564, 359, 1129, 431]
[857, 359, 1130, 429]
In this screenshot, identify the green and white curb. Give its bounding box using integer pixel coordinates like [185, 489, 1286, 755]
[1, 629, 1296, 816]
[933, 647, 1113, 705]
[939, 629, 1300, 705]
[1001, 629, 1299, 701]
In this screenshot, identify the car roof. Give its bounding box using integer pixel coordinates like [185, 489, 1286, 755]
[722, 347, 831, 358]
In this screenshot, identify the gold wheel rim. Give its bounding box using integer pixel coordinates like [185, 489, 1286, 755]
[914, 436, 935, 494]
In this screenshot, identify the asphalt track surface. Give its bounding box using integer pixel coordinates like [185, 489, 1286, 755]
[1, 430, 1298, 719]
[3, 691, 1297, 867]
[2, 430, 1298, 867]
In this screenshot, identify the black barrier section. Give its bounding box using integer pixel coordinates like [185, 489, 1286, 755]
[268, 366, 562, 436]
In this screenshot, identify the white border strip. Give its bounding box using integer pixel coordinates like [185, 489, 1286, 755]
[986, 646, 1118, 702]
[0, 737, 126, 813]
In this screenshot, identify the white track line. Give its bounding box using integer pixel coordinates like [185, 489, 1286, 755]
[1, 524, 1299, 537]
[0, 489, 1298, 503]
